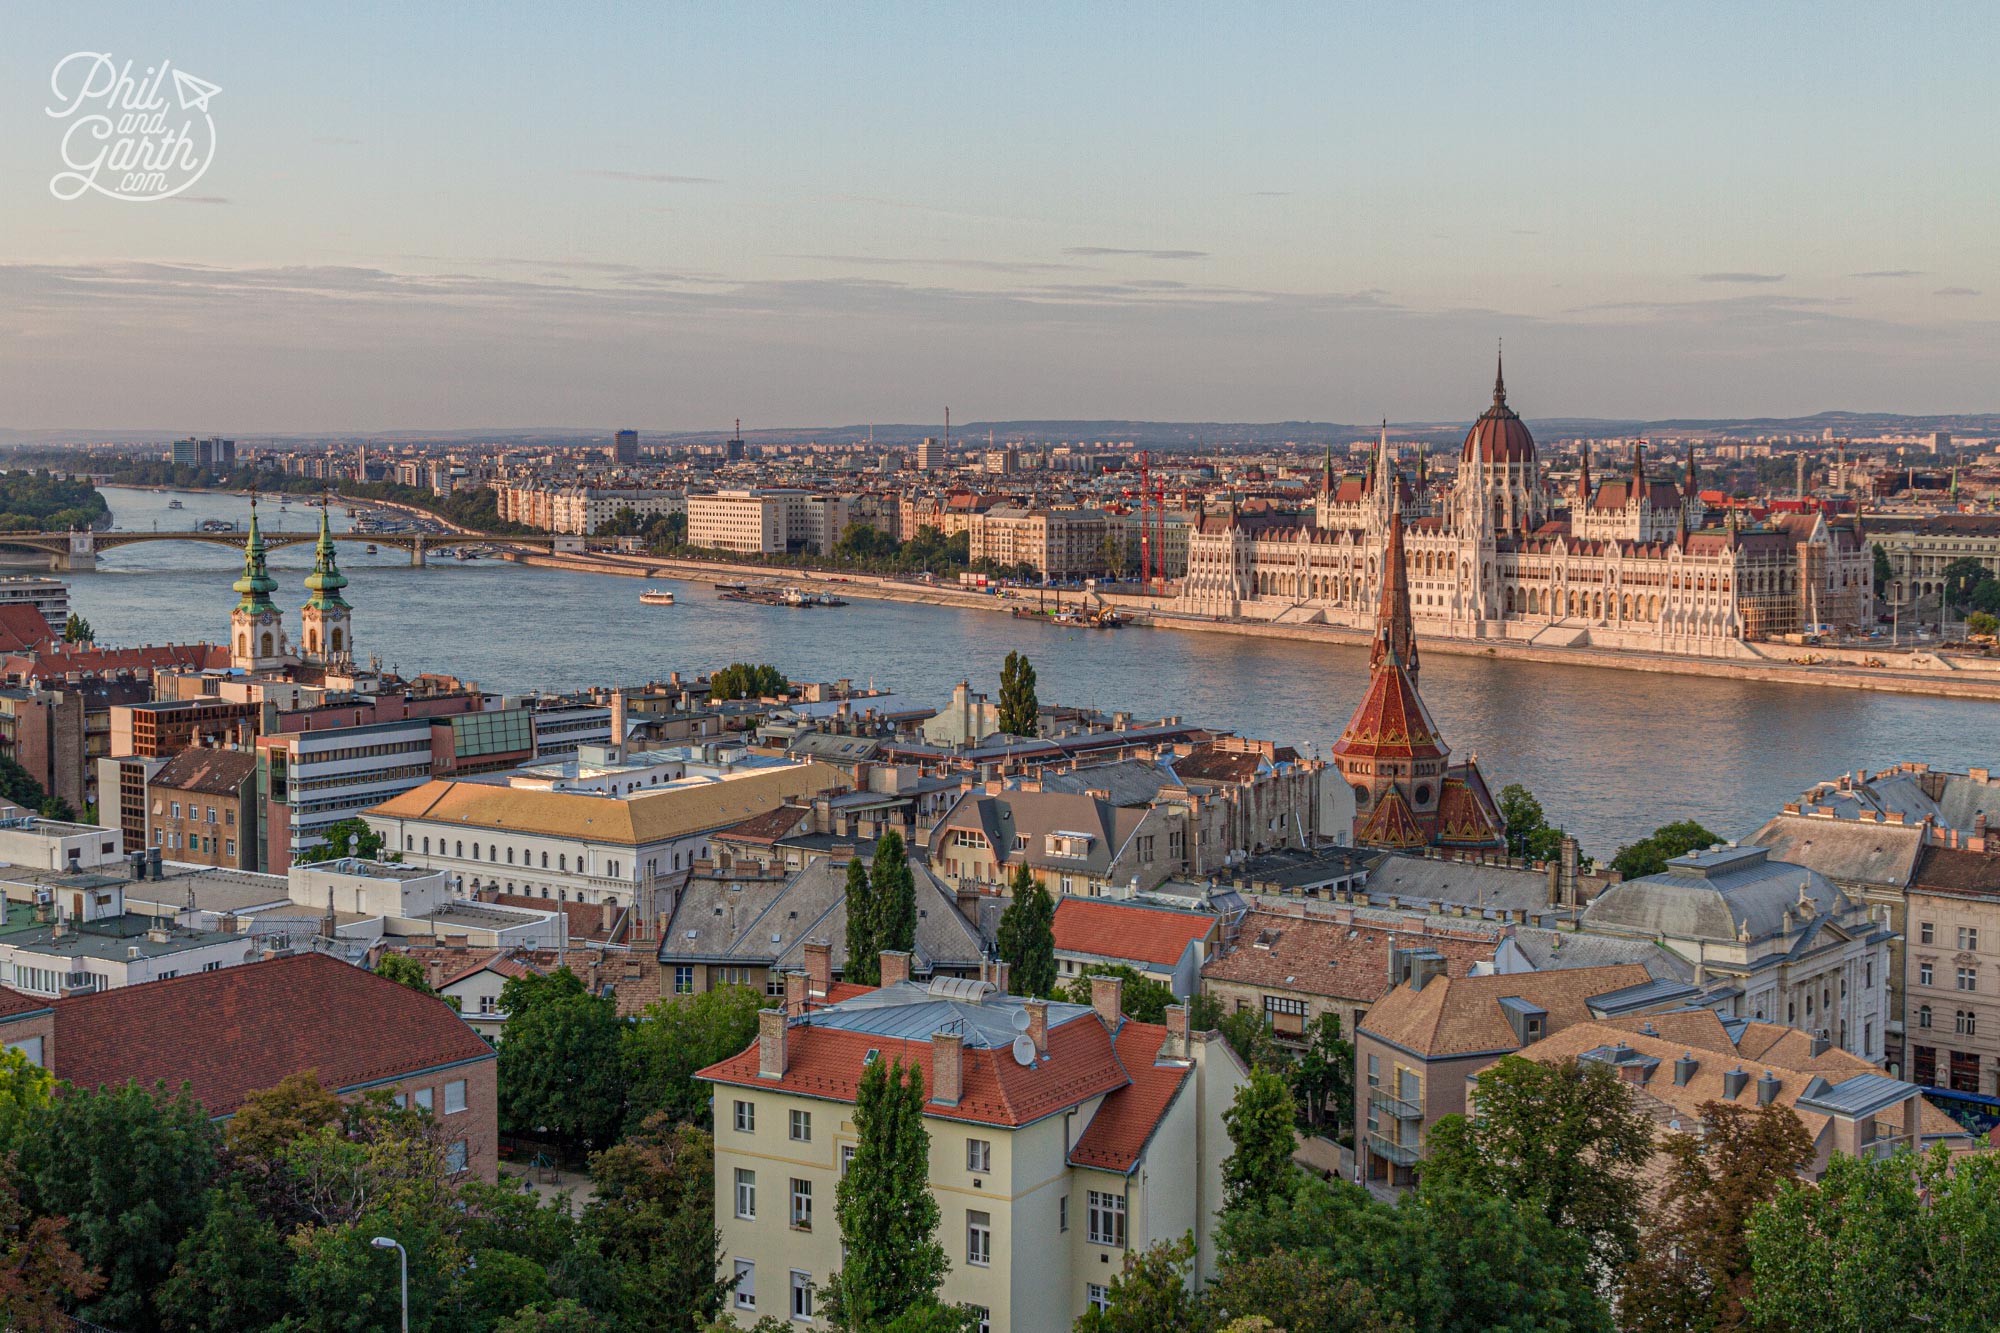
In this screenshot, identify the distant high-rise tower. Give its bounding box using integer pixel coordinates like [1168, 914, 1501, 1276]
[917, 437, 943, 470]
[230, 500, 290, 671]
[300, 506, 353, 665]
[614, 429, 640, 465]
[725, 419, 745, 463]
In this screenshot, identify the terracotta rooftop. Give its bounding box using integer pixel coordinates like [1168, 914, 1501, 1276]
[1201, 909, 1501, 1002]
[1053, 897, 1217, 968]
[48, 953, 493, 1117]
[1360, 963, 1653, 1058]
[150, 747, 259, 797]
[1911, 844, 2000, 898]
[1067, 1018, 1191, 1173]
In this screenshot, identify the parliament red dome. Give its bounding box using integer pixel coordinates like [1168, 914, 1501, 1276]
[1460, 356, 1537, 466]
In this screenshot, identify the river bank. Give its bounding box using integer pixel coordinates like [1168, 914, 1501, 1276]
[507, 548, 2000, 703]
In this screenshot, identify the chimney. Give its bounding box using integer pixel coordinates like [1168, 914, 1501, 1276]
[930, 1030, 963, 1106]
[1723, 1066, 1749, 1099]
[1674, 1052, 1698, 1086]
[1974, 813, 1989, 855]
[992, 959, 1011, 995]
[1090, 974, 1124, 1030]
[784, 970, 809, 1016]
[1756, 1070, 1780, 1106]
[1810, 1030, 1831, 1058]
[1024, 998, 1048, 1055]
[600, 898, 617, 934]
[1164, 1003, 1189, 1059]
[758, 1008, 788, 1078]
[879, 949, 911, 988]
[803, 939, 832, 997]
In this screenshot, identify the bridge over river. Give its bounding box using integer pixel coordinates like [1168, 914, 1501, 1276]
[0, 528, 583, 570]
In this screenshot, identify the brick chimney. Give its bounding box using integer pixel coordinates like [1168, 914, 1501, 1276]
[609, 688, 628, 761]
[1164, 1002, 1189, 1059]
[880, 949, 911, 988]
[930, 1030, 963, 1106]
[758, 1008, 788, 1079]
[784, 970, 809, 1016]
[1025, 998, 1048, 1055]
[600, 898, 618, 934]
[1090, 974, 1124, 1030]
[803, 939, 832, 997]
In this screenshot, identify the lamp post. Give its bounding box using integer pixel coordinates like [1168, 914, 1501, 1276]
[370, 1236, 408, 1333]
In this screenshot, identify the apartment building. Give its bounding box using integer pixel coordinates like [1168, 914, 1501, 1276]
[1051, 895, 1221, 999]
[698, 961, 1245, 1332]
[147, 748, 259, 870]
[1868, 513, 2000, 616]
[688, 489, 850, 555]
[926, 787, 1180, 900]
[968, 507, 1112, 578]
[1905, 838, 2000, 1095]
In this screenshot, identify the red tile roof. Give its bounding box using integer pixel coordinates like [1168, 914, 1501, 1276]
[1053, 898, 1215, 968]
[0, 605, 55, 654]
[0, 986, 52, 1022]
[698, 1009, 1130, 1129]
[1067, 1019, 1189, 1173]
[1331, 665, 1444, 763]
[49, 953, 493, 1116]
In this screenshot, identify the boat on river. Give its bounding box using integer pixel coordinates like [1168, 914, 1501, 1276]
[639, 589, 676, 606]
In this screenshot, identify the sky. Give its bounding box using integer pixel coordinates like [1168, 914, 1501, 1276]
[1, 3, 1996, 433]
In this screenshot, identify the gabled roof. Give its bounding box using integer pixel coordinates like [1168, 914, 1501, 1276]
[1360, 963, 1653, 1058]
[1434, 764, 1505, 849]
[151, 747, 260, 796]
[1332, 667, 1445, 764]
[49, 953, 492, 1117]
[1053, 897, 1217, 968]
[1354, 785, 1428, 849]
[1911, 844, 2000, 899]
[1747, 812, 1927, 890]
[1201, 909, 1500, 1002]
[1068, 1018, 1191, 1173]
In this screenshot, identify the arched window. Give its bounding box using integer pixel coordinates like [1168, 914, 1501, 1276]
[331, 627, 344, 654]
[260, 631, 274, 657]
[559, 854, 567, 872]
[422, 837, 430, 855]
[456, 840, 463, 857]
[506, 847, 514, 864]
[1919, 1004, 1932, 1028]
[541, 850, 548, 869]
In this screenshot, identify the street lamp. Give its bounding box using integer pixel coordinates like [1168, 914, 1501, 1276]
[370, 1236, 408, 1333]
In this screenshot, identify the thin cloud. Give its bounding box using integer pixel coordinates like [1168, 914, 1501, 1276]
[168, 195, 230, 205]
[1695, 272, 1785, 284]
[576, 169, 722, 185]
[1852, 269, 1924, 279]
[1064, 247, 1209, 261]
[1935, 286, 1982, 297]
[1248, 191, 1291, 197]
[788, 254, 1082, 274]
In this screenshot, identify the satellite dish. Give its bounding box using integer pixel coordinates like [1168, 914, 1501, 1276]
[1012, 1008, 1032, 1033]
[1011, 1035, 1037, 1067]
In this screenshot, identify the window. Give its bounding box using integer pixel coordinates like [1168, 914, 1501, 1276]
[1962, 927, 1981, 952]
[1921, 922, 1935, 944]
[444, 1079, 467, 1114]
[171, 802, 180, 819]
[445, 1140, 467, 1173]
[1088, 1283, 1112, 1312]
[675, 966, 694, 995]
[966, 1138, 991, 1173]
[790, 1109, 812, 1142]
[1059, 1194, 1068, 1232]
[734, 1169, 756, 1219]
[1921, 963, 1935, 987]
[413, 1087, 433, 1112]
[1958, 1010, 1979, 1036]
[1920, 1004, 1933, 1029]
[1087, 1190, 1126, 1247]
[972, 1307, 991, 1333]
[1865, 959, 1874, 988]
[734, 1260, 756, 1310]
[391, 1093, 407, 1109]
[1959, 967, 1979, 992]
[735, 1100, 755, 1134]
[225, 838, 236, 857]
[1366, 1053, 1380, 1086]
[790, 1271, 813, 1321]
[1264, 994, 1308, 1037]
[479, 994, 497, 1014]
[790, 1178, 812, 1231]
[966, 1209, 991, 1266]
[840, 1143, 855, 1177]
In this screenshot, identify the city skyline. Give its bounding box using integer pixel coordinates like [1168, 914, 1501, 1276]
[4, 4, 1997, 431]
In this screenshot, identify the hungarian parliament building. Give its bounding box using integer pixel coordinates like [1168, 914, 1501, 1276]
[1175, 362, 1872, 657]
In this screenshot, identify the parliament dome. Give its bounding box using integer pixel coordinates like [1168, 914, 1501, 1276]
[1460, 354, 1537, 466]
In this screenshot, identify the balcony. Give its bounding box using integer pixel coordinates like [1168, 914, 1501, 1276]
[1369, 1088, 1423, 1121]
[1366, 1132, 1420, 1167]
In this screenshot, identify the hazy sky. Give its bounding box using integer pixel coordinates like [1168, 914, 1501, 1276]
[3, 3, 1996, 433]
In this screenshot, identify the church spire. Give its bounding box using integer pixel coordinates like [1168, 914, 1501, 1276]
[1630, 441, 1646, 506]
[1492, 340, 1507, 408]
[233, 496, 278, 613]
[1684, 441, 1699, 498]
[1370, 480, 1419, 685]
[1578, 442, 1592, 506]
[303, 503, 350, 610]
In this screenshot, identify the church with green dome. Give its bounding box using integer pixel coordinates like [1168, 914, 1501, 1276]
[229, 501, 356, 671]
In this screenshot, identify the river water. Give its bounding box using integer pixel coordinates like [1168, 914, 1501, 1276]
[62, 486, 1999, 856]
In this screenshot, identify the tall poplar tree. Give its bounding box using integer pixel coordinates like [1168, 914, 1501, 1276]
[873, 832, 917, 958]
[842, 856, 879, 986]
[995, 864, 1057, 997]
[997, 652, 1039, 737]
[824, 1058, 946, 1331]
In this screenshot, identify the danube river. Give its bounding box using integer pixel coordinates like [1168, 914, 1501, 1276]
[64, 486, 2000, 855]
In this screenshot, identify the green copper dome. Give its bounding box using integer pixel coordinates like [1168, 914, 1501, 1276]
[303, 506, 350, 610]
[233, 506, 279, 612]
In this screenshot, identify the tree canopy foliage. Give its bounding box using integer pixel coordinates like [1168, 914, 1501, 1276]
[706, 662, 788, 701]
[0, 471, 108, 533]
[1609, 818, 1722, 881]
[995, 864, 1057, 998]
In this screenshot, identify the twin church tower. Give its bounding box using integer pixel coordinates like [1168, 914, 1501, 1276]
[230, 500, 354, 671]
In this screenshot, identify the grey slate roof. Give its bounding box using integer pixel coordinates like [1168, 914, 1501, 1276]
[1580, 847, 1848, 945]
[808, 977, 1096, 1050]
[1361, 853, 1554, 918]
[1747, 813, 1927, 890]
[1796, 1071, 1920, 1118]
[933, 790, 1148, 878]
[1803, 770, 2000, 834]
[1034, 760, 1174, 808]
[1509, 927, 1697, 984]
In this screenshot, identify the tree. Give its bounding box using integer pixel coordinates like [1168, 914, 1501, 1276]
[1972, 578, 2000, 616]
[998, 651, 1040, 737]
[226, 1070, 347, 1166]
[498, 967, 628, 1152]
[842, 854, 880, 986]
[1871, 542, 1892, 592]
[1617, 1101, 1813, 1333]
[1968, 610, 1999, 638]
[585, 1114, 731, 1333]
[1098, 530, 1129, 580]
[0, 1046, 53, 1152]
[1222, 1069, 1298, 1213]
[1496, 783, 1572, 864]
[995, 865, 1057, 997]
[1420, 1055, 1654, 1279]
[156, 1182, 292, 1333]
[1205, 1251, 1408, 1333]
[0, 1160, 102, 1333]
[1609, 819, 1721, 882]
[824, 1058, 947, 1331]
[707, 663, 788, 702]
[623, 984, 764, 1131]
[1745, 1148, 1928, 1333]
[1190, 992, 1281, 1071]
[1940, 556, 1991, 610]
[1074, 1233, 1203, 1333]
[0, 757, 55, 822]
[61, 612, 93, 644]
[874, 831, 917, 957]
[1290, 1012, 1354, 1141]
[1058, 964, 1175, 1025]
[15, 1080, 221, 1333]
[374, 952, 440, 998]
[297, 816, 389, 864]
[496, 1301, 610, 1333]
